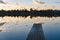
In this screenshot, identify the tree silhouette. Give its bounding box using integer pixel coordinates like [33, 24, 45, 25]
[0, 9, 60, 17]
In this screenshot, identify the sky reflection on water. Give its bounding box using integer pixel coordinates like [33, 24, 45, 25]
[0, 16, 60, 40]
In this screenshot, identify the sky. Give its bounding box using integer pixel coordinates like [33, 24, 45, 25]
[0, 0, 60, 10]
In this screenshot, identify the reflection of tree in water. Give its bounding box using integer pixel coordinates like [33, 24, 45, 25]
[26, 23, 45, 40]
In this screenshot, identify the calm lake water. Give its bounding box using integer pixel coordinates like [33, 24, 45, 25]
[0, 16, 60, 40]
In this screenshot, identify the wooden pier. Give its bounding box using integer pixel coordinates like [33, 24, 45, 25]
[26, 23, 45, 40]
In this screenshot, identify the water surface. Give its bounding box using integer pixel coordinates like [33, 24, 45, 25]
[0, 16, 60, 40]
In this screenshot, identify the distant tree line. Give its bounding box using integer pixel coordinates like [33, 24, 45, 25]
[0, 9, 60, 17]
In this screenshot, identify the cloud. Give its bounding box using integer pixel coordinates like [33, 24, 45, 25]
[55, 2, 60, 3]
[0, 0, 5, 4]
[32, 0, 45, 4]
